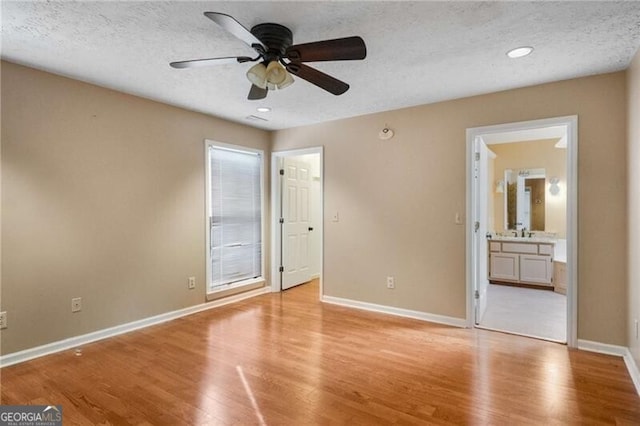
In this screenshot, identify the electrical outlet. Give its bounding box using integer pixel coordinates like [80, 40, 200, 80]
[188, 276, 196, 290]
[0, 311, 7, 329]
[332, 212, 339, 222]
[71, 297, 82, 313]
[387, 276, 395, 289]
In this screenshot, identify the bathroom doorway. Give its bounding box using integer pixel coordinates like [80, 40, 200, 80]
[467, 116, 577, 345]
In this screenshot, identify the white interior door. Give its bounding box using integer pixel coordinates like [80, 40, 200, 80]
[474, 137, 490, 324]
[281, 157, 312, 290]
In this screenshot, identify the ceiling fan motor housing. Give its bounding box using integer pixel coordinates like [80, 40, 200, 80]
[250, 23, 293, 60]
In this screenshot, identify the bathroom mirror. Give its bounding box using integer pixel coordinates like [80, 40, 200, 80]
[504, 168, 546, 231]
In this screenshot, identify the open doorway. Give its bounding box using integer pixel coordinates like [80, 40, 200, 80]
[271, 147, 323, 295]
[467, 116, 577, 346]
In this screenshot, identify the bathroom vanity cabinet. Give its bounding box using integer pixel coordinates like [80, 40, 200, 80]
[488, 240, 554, 287]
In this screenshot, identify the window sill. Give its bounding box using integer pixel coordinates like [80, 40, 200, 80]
[206, 278, 266, 301]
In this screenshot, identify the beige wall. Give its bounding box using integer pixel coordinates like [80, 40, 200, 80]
[1, 61, 271, 354]
[628, 49, 640, 366]
[490, 139, 567, 237]
[1, 59, 632, 355]
[272, 72, 628, 345]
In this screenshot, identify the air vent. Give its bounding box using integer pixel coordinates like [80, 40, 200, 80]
[245, 115, 268, 122]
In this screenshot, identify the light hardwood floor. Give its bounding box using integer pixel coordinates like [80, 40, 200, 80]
[1, 279, 639, 425]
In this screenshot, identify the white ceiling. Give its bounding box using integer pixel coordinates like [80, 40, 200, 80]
[3, 1, 640, 131]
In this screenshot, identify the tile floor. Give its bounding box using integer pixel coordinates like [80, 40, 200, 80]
[479, 283, 566, 342]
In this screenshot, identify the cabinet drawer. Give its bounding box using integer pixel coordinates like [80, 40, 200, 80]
[489, 242, 501, 252]
[539, 244, 554, 256]
[502, 242, 538, 254]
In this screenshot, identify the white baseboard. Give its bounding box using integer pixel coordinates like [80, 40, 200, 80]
[0, 286, 270, 368]
[577, 339, 628, 356]
[577, 339, 640, 396]
[321, 295, 467, 328]
[623, 348, 640, 396]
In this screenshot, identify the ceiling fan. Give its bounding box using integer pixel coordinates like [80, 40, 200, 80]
[170, 12, 367, 100]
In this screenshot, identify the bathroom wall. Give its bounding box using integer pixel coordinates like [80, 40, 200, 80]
[490, 139, 567, 237]
[272, 71, 627, 346]
[487, 152, 496, 232]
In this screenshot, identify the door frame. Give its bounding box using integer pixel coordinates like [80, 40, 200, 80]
[466, 115, 578, 347]
[271, 146, 324, 297]
[472, 137, 492, 324]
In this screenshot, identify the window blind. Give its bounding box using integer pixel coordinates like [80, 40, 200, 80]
[209, 146, 262, 291]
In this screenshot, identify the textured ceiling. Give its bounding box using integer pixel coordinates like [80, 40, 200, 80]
[3, 1, 640, 130]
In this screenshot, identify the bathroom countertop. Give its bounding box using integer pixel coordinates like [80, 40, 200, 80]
[489, 236, 557, 244]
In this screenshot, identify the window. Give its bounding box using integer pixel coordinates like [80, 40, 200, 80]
[206, 141, 264, 295]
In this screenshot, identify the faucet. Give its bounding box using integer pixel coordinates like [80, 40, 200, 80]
[521, 227, 526, 238]
[512, 231, 518, 237]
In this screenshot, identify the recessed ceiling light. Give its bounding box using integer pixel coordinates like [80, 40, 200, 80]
[256, 107, 271, 113]
[506, 46, 534, 59]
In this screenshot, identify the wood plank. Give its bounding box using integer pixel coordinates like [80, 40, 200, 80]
[1, 279, 639, 424]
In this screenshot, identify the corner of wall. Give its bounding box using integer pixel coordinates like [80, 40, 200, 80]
[626, 47, 640, 382]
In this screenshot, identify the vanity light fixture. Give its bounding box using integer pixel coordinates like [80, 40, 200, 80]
[256, 107, 271, 113]
[549, 177, 560, 196]
[506, 46, 534, 59]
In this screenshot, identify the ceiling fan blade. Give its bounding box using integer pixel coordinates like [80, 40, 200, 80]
[248, 84, 268, 100]
[204, 12, 265, 51]
[170, 56, 254, 69]
[285, 63, 349, 95]
[285, 36, 366, 62]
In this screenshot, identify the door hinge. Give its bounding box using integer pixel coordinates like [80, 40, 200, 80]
[279, 266, 284, 272]
[474, 221, 480, 232]
[474, 290, 480, 299]
[279, 169, 285, 175]
[279, 217, 284, 224]
[475, 152, 480, 161]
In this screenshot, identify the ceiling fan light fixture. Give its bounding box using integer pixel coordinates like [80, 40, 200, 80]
[277, 71, 294, 90]
[266, 61, 287, 85]
[506, 46, 534, 59]
[246, 63, 267, 89]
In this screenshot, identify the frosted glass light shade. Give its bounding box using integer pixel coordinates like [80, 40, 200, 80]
[266, 61, 287, 85]
[246, 63, 267, 89]
[277, 71, 294, 89]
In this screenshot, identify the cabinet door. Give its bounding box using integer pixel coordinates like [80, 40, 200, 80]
[520, 254, 553, 285]
[489, 253, 519, 281]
